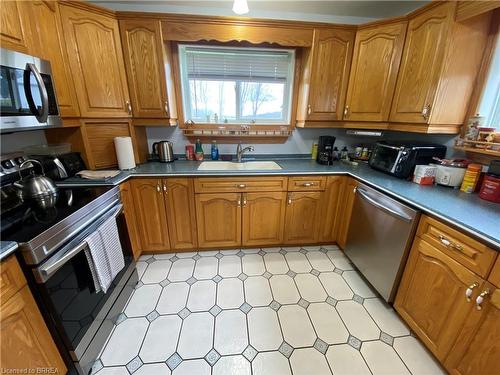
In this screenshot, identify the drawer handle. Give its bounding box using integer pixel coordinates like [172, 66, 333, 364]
[476, 289, 490, 310]
[466, 282, 479, 302]
[438, 235, 463, 252]
[302, 182, 314, 187]
[236, 184, 246, 188]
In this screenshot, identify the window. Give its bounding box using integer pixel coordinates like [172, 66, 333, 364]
[178, 45, 295, 125]
[477, 35, 500, 129]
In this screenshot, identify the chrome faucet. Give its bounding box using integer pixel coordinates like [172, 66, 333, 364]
[236, 143, 254, 162]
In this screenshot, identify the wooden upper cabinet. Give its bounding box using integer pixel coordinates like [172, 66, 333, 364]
[131, 178, 171, 252]
[242, 192, 286, 247]
[344, 21, 407, 122]
[284, 191, 322, 244]
[0, 0, 33, 53]
[120, 19, 170, 119]
[28, 1, 80, 117]
[60, 4, 131, 118]
[297, 28, 355, 124]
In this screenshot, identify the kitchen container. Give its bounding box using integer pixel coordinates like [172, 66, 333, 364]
[152, 140, 175, 163]
[432, 158, 469, 188]
[460, 164, 482, 193]
[413, 165, 436, 185]
[479, 174, 500, 203]
[114, 137, 136, 170]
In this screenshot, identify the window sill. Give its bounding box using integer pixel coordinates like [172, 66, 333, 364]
[182, 127, 292, 144]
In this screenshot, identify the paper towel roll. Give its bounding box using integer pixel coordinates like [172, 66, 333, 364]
[114, 136, 136, 170]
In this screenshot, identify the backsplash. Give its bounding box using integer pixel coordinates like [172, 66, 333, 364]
[0, 130, 48, 154]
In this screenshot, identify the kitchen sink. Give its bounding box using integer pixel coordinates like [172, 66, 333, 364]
[197, 161, 282, 171]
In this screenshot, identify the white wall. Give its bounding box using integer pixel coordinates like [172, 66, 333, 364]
[0, 130, 47, 154]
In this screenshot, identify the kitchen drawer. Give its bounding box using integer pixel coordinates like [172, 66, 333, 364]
[488, 256, 500, 288]
[194, 177, 288, 193]
[0, 255, 27, 304]
[416, 215, 497, 278]
[288, 176, 326, 191]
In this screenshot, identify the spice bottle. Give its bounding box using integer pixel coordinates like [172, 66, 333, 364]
[460, 164, 482, 193]
[195, 139, 204, 161]
[211, 140, 219, 160]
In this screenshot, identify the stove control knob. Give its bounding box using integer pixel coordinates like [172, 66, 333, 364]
[1, 160, 13, 169]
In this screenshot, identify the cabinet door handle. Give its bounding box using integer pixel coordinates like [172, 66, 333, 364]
[422, 104, 431, 120]
[237, 199, 242, 206]
[164, 101, 169, 117]
[156, 184, 161, 193]
[465, 282, 479, 302]
[236, 184, 246, 189]
[163, 184, 167, 193]
[287, 193, 293, 205]
[242, 194, 247, 207]
[344, 105, 349, 118]
[307, 104, 311, 115]
[476, 289, 490, 310]
[126, 100, 132, 115]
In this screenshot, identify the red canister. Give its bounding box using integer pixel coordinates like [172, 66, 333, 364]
[479, 174, 500, 203]
[185, 144, 195, 160]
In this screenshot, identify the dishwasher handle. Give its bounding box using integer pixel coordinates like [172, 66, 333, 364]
[354, 187, 413, 223]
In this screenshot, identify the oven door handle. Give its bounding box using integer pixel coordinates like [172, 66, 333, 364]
[35, 204, 123, 283]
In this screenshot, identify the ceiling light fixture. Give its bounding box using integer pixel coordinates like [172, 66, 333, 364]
[232, 0, 249, 15]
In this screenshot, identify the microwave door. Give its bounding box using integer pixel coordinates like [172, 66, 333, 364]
[24, 63, 49, 123]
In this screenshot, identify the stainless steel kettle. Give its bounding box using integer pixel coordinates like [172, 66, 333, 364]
[14, 160, 58, 205]
[152, 141, 175, 163]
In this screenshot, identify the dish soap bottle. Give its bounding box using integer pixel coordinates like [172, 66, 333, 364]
[195, 139, 204, 161]
[211, 140, 219, 160]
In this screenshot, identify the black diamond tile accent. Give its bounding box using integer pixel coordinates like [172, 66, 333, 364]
[286, 270, 297, 278]
[145, 257, 156, 264]
[299, 248, 308, 254]
[186, 277, 197, 285]
[269, 300, 281, 311]
[313, 338, 328, 354]
[263, 271, 272, 279]
[212, 275, 222, 283]
[237, 250, 245, 258]
[319, 247, 328, 253]
[115, 313, 127, 325]
[135, 281, 144, 289]
[193, 254, 202, 261]
[298, 298, 310, 309]
[90, 359, 103, 374]
[126, 356, 143, 373]
[170, 255, 179, 262]
[279, 249, 287, 255]
[310, 269, 320, 276]
[239, 302, 252, 314]
[348, 335, 362, 350]
[334, 268, 344, 275]
[238, 273, 248, 281]
[215, 253, 224, 259]
[146, 311, 159, 322]
[160, 279, 170, 287]
[209, 305, 222, 316]
[380, 332, 394, 346]
[258, 250, 266, 256]
[353, 295, 364, 304]
[204, 348, 221, 365]
[326, 296, 338, 307]
[242, 345, 258, 361]
[166, 353, 182, 370]
[278, 341, 294, 358]
[178, 308, 191, 319]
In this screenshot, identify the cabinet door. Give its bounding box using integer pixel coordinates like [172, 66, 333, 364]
[307, 28, 355, 121]
[196, 193, 241, 248]
[120, 19, 169, 118]
[319, 176, 345, 243]
[284, 191, 322, 244]
[394, 237, 482, 361]
[119, 181, 142, 259]
[242, 192, 286, 247]
[29, 1, 80, 117]
[60, 4, 131, 117]
[0, 286, 67, 373]
[0, 0, 32, 53]
[164, 178, 198, 250]
[444, 286, 500, 375]
[389, 2, 454, 123]
[344, 21, 407, 122]
[336, 178, 357, 249]
[131, 178, 171, 252]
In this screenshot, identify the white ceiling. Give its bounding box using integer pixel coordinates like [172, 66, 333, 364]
[90, 0, 429, 24]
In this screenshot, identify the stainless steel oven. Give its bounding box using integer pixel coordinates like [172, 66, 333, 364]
[0, 47, 62, 132]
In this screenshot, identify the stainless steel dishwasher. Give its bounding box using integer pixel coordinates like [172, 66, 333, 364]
[344, 182, 420, 303]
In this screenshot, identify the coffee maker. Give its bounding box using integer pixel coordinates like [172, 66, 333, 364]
[317, 136, 336, 165]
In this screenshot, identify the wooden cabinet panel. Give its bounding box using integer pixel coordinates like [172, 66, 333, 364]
[194, 177, 288, 193]
[120, 19, 169, 118]
[0, 255, 26, 303]
[0, 286, 67, 373]
[60, 4, 131, 117]
[0, 0, 32, 53]
[287, 176, 326, 191]
[284, 191, 322, 244]
[488, 257, 500, 288]
[336, 178, 357, 249]
[131, 178, 170, 252]
[119, 181, 142, 259]
[306, 28, 355, 121]
[242, 192, 286, 247]
[395, 237, 482, 361]
[344, 21, 407, 122]
[28, 1, 80, 117]
[389, 2, 454, 123]
[319, 176, 345, 243]
[196, 193, 241, 248]
[164, 178, 198, 250]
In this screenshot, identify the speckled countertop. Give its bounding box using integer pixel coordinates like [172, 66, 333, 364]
[57, 158, 500, 250]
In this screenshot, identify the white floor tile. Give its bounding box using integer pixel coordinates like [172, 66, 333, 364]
[244, 276, 273, 307]
[290, 348, 332, 375]
[394, 336, 446, 375]
[361, 341, 410, 375]
[173, 359, 211, 375]
[336, 300, 380, 341]
[134, 363, 171, 375]
[219, 255, 242, 277]
[306, 251, 334, 272]
[248, 307, 283, 351]
[364, 298, 410, 337]
[302, 246, 321, 251]
[242, 254, 266, 276]
[264, 253, 289, 274]
[187, 280, 216, 312]
[220, 249, 240, 255]
[193, 257, 218, 279]
[135, 261, 148, 279]
[308, 302, 349, 344]
[295, 273, 327, 302]
[321, 245, 340, 251]
[139, 316, 181, 363]
[252, 351, 291, 375]
[124, 285, 162, 317]
[156, 282, 189, 314]
[176, 251, 198, 258]
[214, 310, 248, 355]
[154, 253, 176, 260]
[213, 355, 251, 375]
[177, 312, 214, 359]
[326, 250, 353, 270]
[326, 344, 371, 375]
[343, 271, 376, 298]
[217, 278, 244, 309]
[100, 318, 148, 366]
[141, 260, 171, 284]
[168, 259, 195, 282]
[270, 275, 300, 304]
[262, 247, 282, 253]
[242, 248, 261, 254]
[285, 252, 312, 273]
[319, 272, 354, 300]
[278, 305, 316, 347]
[198, 250, 220, 257]
[96, 367, 129, 375]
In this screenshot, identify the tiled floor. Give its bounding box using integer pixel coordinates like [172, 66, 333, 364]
[92, 246, 445, 375]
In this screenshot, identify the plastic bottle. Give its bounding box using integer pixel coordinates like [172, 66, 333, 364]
[311, 143, 318, 160]
[460, 163, 482, 193]
[195, 139, 204, 161]
[211, 140, 219, 160]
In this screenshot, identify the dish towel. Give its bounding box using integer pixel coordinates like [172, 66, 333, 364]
[85, 214, 125, 293]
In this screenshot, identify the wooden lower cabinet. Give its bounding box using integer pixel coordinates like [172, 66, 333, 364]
[336, 177, 358, 249]
[196, 193, 242, 248]
[284, 191, 322, 244]
[242, 192, 286, 247]
[319, 176, 345, 243]
[119, 181, 142, 259]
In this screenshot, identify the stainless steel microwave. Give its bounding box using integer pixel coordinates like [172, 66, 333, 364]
[0, 48, 62, 132]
